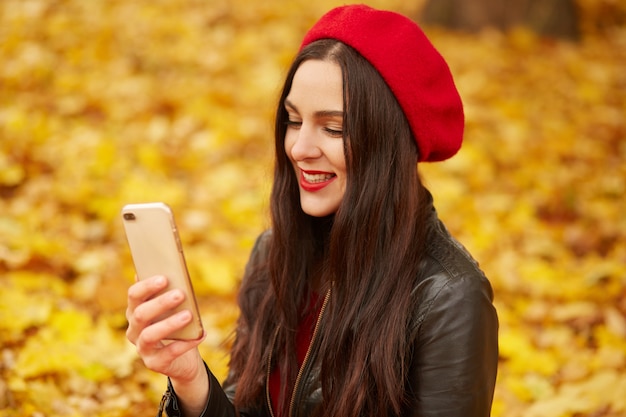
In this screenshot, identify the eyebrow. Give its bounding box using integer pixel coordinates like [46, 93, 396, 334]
[284, 99, 343, 119]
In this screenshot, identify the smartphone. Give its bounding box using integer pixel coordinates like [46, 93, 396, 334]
[121, 202, 203, 340]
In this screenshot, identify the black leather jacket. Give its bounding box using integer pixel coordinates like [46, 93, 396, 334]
[160, 205, 499, 417]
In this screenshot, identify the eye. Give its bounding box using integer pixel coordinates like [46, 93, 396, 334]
[323, 127, 343, 138]
[285, 119, 302, 129]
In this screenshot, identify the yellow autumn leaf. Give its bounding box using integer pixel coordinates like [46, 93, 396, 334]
[190, 254, 239, 296]
[14, 309, 135, 381]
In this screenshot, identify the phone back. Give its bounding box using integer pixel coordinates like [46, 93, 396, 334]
[122, 203, 203, 340]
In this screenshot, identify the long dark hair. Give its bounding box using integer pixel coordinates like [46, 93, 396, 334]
[227, 39, 430, 417]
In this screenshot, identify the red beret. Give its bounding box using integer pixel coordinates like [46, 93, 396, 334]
[300, 5, 464, 162]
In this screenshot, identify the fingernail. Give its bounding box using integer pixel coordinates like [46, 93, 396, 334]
[178, 310, 191, 322]
[154, 276, 165, 286]
[170, 289, 183, 301]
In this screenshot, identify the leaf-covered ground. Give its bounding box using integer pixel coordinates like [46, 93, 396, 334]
[1, 0, 624, 416]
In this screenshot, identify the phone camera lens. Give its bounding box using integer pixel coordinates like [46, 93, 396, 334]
[123, 213, 136, 221]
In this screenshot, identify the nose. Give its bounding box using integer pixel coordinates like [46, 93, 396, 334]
[287, 124, 322, 161]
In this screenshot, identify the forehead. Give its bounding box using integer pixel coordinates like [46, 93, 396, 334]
[286, 59, 343, 111]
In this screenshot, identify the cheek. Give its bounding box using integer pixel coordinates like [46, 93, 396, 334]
[332, 145, 347, 175]
[283, 136, 300, 177]
[283, 132, 295, 161]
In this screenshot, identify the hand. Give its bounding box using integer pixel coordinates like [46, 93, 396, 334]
[126, 275, 211, 415]
[126, 275, 206, 383]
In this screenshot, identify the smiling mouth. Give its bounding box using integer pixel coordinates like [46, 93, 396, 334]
[299, 170, 336, 192]
[302, 171, 336, 183]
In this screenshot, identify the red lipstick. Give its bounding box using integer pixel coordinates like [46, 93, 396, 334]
[299, 169, 336, 192]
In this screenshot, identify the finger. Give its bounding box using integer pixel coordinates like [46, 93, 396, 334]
[141, 336, 205, 377]
[127, 288, 186, 343]
[127, 275, 169, 312]
[134, 310, 203, 373]
[125, 276, 169, 342]
[139, 308, 193, 347]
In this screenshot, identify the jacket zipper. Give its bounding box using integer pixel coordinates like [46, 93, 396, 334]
[156, 387, 171, 417]
[288, 289, 331, 417]
[265, 289, 331, 417]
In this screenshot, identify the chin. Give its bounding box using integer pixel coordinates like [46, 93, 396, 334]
[301, 208, 335, 218]
[300, 200, 340, 218]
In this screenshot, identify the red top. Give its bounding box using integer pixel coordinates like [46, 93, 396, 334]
[268, 295, 321, 416]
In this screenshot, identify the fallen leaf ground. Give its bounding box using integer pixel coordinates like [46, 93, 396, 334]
[0, 0, 624, 416]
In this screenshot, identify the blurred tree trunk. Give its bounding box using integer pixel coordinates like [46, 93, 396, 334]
[420, 0, 580, 40]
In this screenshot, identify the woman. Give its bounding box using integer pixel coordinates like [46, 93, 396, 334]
[126, 5, 498, 417]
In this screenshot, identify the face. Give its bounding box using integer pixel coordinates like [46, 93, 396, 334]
[284, 59, 346, 217]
